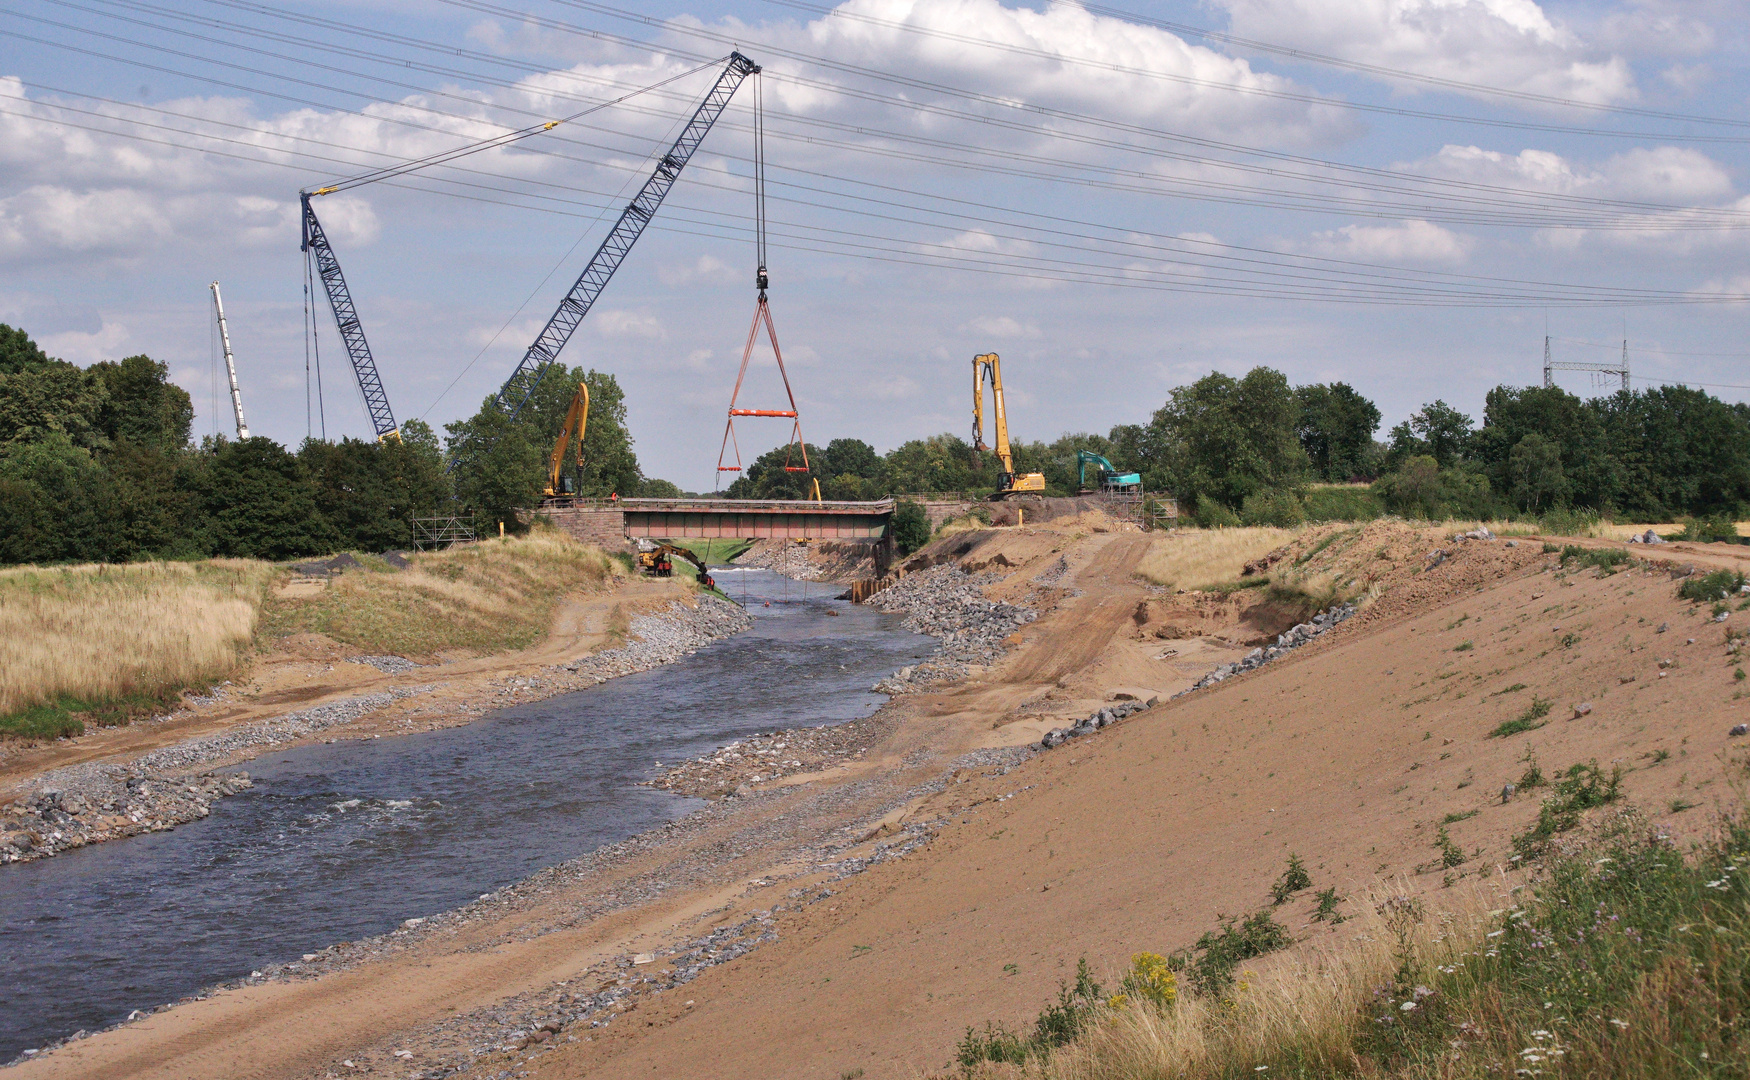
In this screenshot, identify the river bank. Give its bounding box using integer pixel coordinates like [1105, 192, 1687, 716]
[0, 595, 751, 866]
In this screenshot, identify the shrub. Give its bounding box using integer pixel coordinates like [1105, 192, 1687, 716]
[1558, 543, 1629, 573]
[1193, 497, 1242, 529]
[955, 958, 1105, 1067]
[1678, 514, 1745, 544]
[1311, 886, 1342, 922]
[891, 499, 930, 554]
[1679, 568, 1748, 603]
[1435, 825, 1465, 868]
[1301, 485, 1382, 522]
[1240, 488, 1306, 528]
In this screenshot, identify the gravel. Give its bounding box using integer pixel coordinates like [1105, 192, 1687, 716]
[863, 565, 1036, 694]
[347, 655, 422, 675]
[1176, 602, 1358, 696]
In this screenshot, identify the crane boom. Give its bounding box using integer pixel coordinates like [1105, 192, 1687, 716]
[490, 52, 760, 422]
[301, 192, 398, 441]
[972, 352, 1045, 499]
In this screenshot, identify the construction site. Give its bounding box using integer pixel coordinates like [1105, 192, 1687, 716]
[8, 4, 1750, 1080]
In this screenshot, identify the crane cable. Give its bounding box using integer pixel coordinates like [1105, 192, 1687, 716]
[304, 55, 726, 196]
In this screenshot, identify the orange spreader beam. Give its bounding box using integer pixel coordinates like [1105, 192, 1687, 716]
[715, 295, 810, 479]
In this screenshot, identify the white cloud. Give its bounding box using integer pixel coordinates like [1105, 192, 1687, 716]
[658, 254, 733, 286]
[1417, 144, 1733, 202]
[40, 319, 132, 365]
[593, 309, 667, 339]
[964, 315, 1041, 339]
[1306, 219, 1474, 263]
[1218, 0, 1635, 104]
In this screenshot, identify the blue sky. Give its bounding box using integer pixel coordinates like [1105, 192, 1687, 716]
[4, 0, 1748, 490]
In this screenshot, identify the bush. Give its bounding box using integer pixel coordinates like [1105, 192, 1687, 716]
[1193, 498, 1242, 528]
[1240, 488, 1306, 527]
[955, 958, 1104, 1067]
[891, 499, 930, 554]
[1558, 544, 1630, 573]
[1678, 568, 1748, 603]
[1512, 760, 1623, 856]
[1269, 852, 1312, 904]
[1678, 514, 1745, 544]
[1179, 909, 1292, 996]
[1301, 485, 1381, 522]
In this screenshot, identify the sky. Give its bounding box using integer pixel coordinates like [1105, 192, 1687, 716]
[4, 0, 1749, 490]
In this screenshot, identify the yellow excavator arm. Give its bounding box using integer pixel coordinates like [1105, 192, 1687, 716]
[971, 353, 1044, 497]
[544, 382, 590, 497]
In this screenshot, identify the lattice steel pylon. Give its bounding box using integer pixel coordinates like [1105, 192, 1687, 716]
[714, 73, 809, 487]
[1543, 334, 1629, 391]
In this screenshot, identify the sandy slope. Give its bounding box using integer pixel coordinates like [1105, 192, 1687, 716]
[13, 523, 1750, 1080]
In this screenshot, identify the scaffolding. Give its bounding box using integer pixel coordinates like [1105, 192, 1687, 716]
[413, 515, 478, 550]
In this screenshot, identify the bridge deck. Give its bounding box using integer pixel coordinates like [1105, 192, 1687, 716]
[615, 498, 893, 541]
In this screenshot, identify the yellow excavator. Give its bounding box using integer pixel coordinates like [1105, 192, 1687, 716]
[544, 383, 590, 497]
[636, 543, 716, 591]
[971, 352, 1045, 499]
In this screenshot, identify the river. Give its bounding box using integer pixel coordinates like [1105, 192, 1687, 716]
[0, 570, 931, 1060]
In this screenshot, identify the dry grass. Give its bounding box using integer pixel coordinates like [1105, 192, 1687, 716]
[1135, 527, 1305, 591]
[951, 886, 1493, 1080]
[260, 531, 626, 658]
[0, 559, 275, 720]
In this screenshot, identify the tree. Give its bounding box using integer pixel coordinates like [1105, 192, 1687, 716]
[723, 441, 821, 499]
[444, 367, 644, 516]
[1296, 382, 1381, 482]
[1506, 433, 1567, 513]
[1386, 400, 1473, 471]
[891, 499, 930, 553]
[201, 437, 337, 559]
[1372, 455, 1494, 520]
[1592, 386, 1750, 519]
[0, 324, 54, 374]
[0, 360, 107, 449]
[1140, 367, 1306, 510]
[1474, 385, 1616, 510]
[90, 355, 193, 450]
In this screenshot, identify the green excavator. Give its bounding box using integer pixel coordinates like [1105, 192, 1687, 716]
[1076, 449, 1141, 493]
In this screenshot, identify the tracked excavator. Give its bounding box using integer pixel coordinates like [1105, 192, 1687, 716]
[1076, 449, 1141, 493]
[971, 352, 1045, 499]
[544, 383, 590, 497]
[637, 543, 716, 590]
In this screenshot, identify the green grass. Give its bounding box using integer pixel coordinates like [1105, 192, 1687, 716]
[1441, 809, 1480, 825]
[1490, 696, 1552, 737]
[1301, 485, 1382, 523]
[1558, 544, 1631, 573]
[1512, 760, 1624, 856]
[667, 538, 755, 565]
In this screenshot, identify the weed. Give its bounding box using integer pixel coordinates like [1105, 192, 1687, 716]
[1649, 748, 1672, 765]
[1180, 910, 1292, 996]
[1541, 541, 1562, 553]
[955, 959, 1105, 1068]
[1435, 825, 1466, 868]
[1269, 852, 1312, 905]
[1559, 544, 1630, 573]
[1453, 640, 1473, 652]
[1110, 952, 1178, 1009]
[1518, 748, 1547, 789]
[1311, 887, 1343, 922]
[1738, 668, 1746, 682]
[1670, 798, 1698, 813]
[1559, 632, 1582, 648]
[1490, 696, 1552, 737]
[1440, 809, 1479, 825]
[1679, 569, 1748, 603]
[1494, 682, 1528, 695]
[1512, 760, 1624, 856]
[1003, 963, 1019, 976]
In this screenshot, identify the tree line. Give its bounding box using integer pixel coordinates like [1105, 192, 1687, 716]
[0, 324, 669, 563]
[4, 318, 1747, 566]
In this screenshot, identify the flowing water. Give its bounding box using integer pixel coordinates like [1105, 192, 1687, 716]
[0, 570, 931, 1059]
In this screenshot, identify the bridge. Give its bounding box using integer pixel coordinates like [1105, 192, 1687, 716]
[618, 497, 893, 540]
[537, 497, 893, 548]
